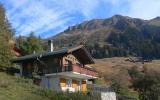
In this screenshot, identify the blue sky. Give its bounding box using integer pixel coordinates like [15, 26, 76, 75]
[1, 0, 160, 38]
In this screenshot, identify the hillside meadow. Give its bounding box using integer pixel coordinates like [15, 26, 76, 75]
[0, 72, 100, 100]
[92, 57, 160, 99]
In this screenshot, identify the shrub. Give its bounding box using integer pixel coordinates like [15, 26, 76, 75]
[51, 92, 101, 100]
[130, 66, 160, 100]
[33, 87, 55, 99]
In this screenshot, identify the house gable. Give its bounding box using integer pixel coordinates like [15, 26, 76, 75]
[63, 54, 80, 65]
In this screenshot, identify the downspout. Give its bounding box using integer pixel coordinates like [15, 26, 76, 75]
[20, 63, 23, 76]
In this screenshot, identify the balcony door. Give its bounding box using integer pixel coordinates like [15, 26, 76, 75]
[66, 60, 72, 71]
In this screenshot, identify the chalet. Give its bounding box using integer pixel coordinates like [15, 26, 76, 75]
[9, 40, 21, 57]
[12, 40, 98, 92]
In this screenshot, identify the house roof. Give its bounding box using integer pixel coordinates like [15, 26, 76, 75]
[12, 45, 94, 64]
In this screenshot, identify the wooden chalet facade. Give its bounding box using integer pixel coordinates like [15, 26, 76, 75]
[12, 45, 98, 92]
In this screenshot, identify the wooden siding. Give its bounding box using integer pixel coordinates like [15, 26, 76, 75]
[72, 64, 98, 77]
[42, 57, 61, 73]
[21, 54, 97, 78]
[22, 62, 33, 77]
[63, 54, 80, 65]
[21, 57, 63, 76]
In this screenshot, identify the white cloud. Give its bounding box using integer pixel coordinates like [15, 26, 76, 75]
[99, 0, 160, 19]
[1, 0, 104, 37]
[1, 0, 160, 38]
[47, 0, 100, 19]
[7, 0, 68, 36]
[126, 0, 160, 19]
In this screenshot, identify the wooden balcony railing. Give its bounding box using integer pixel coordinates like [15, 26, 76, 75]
[63, 64, 98, 77]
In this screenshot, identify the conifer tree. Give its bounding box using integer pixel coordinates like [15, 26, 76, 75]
[0, 4, 14, 70]
[17, 32, 44, 55]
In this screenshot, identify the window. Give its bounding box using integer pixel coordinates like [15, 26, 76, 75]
[60, 78, 66, 87]
[66, 79, 72, 87]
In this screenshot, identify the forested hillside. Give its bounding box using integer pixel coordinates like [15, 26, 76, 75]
[50, 15, 160, 59]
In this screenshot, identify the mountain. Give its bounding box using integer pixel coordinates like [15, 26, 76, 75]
[49, 15, 160, 59]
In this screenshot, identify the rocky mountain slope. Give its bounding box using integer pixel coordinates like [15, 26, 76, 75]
[50, 15, 160, 59]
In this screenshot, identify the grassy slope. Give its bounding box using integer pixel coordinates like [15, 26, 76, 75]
[0, 72, 101, 100]
[93, 57, 160, 82]
[0, 72, 50, 100]
[92, 57, 160, 99]
[92, 57, 143, 85]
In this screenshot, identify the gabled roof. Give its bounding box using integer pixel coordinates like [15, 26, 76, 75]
[12, 45, 94, 64]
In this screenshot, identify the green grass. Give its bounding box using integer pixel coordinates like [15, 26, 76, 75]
[0, 72, 50, 100]
[117, 87, 139, 100]
[0, 72, 101, 100]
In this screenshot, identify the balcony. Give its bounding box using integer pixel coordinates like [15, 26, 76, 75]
[63, 64, 98, 77]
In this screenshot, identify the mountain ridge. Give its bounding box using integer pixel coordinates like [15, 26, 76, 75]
[48, 15, 160, 59]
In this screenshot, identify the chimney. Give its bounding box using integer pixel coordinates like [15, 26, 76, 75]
[48, 40, 54, 52]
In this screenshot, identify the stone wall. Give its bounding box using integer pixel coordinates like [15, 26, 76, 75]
[101, 92, 116, 100]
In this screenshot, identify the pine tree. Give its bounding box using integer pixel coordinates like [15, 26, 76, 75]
[17, 32, 44, 55]
[0, 4, 14, 70]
